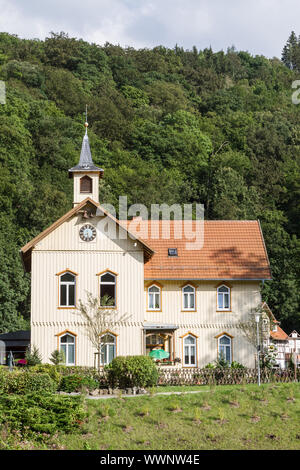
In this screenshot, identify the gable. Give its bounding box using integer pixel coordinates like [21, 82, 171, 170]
[20, 198, 154, 272]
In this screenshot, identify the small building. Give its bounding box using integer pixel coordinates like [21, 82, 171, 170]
[0, 330, 30, 363]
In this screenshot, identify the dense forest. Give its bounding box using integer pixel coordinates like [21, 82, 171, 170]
[0, 31, 299, 334]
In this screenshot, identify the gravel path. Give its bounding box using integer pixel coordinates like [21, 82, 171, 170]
[86, 389, 209, 400]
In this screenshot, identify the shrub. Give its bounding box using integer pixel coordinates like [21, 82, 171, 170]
[31, 364, 62, 385]
[231, 361, 246, 369]
[0, 393, 85, 436]
[49, 349, 65, 365]
[0, 370, 57, 394]
[106, 356, 158, 389]
[59, 374, 98, 393]
[25, 345, 42, 366]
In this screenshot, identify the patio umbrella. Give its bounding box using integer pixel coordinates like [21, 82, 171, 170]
[149, 349, 170, 360]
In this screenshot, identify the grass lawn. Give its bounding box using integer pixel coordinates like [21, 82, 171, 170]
[57, 382, 300, 450]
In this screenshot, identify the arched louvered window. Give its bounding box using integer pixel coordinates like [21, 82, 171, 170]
[80, 175, 93, 193]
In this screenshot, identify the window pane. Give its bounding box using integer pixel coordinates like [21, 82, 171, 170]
[101, 334, 114, 344]
[184, 346, 189, 364]
[190, 294, 195, 309]
[184, 294, 188, 309]
[100, 284, 115, 306]
[61, 273, 75, 282]
[149, 293, 154, 309]
[183, 285, 193, 293]
[190, 346, 195, 365]
[68, 344, 75, 365]
[218, 286, 229, 293]
[220, 336, 230, 345]
[60, 284, 67, 306]
[101, 273, 115, 283]
[219, 345, 225, 360]
[184, 335, 195, 345]
[60, 344, 66, 360]
[225, 346, 231, 362]
[68, 284, 75, 306]
[108, 344, 115, 363]
[154, 293, 160, 309]
[149, 286, 159, 293]
[224, 293, 229, 309]
[218, 293, 223, 309]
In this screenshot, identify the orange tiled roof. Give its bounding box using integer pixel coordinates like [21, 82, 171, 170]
[270, 326, 288, 341]
[122, 220, 271, 280]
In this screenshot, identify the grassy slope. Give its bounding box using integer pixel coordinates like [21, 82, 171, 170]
[59, 383, 300, 450]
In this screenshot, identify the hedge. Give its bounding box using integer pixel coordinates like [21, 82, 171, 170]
[0, 369, 57, 394]
[0, 393, 85, 435]
[106, 356, 159, 388]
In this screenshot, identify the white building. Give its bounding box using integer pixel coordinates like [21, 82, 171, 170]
[20, 126, 273, 368]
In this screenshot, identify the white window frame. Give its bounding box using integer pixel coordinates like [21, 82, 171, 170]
[218, 334, 232, 364]
[100, 333, 116, 366]
[59, 333, 76, 366]
[59, 272, 76, 307]
[100, 272, 116, 307]
[182, 284, 196, 311]
[217, 284, 230, 311]
[148, 284, 161, 311]
[183, 334, 197, 367]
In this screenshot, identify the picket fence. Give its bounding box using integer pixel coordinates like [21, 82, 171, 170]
[157, 367, 299, 386]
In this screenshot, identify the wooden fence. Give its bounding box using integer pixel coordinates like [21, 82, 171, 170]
[157, 367, 300, 386]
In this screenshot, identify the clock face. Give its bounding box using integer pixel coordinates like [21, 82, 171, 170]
[79, 224, 96, 242]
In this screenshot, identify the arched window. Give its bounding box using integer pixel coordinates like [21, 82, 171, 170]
[182, 285, 195, 310]
[80, 175, 93, 193]
[183, 334, 197, 367]
[100, 333, 116, 365]
[217, 284, 230, 310]
[59, 333, 76, 365]
[100, 272, 116, 307]
[59, 272, 76, 307]
[148, 285, 161, 310]
[218, 335, 232, 363]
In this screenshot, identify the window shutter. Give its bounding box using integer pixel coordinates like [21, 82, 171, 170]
[80, 176, 93, 193]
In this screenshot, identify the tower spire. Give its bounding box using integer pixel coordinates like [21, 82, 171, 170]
[68, 107, 104, 206]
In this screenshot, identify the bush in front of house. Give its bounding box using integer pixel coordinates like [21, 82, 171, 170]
[106, 355, 159, 389]
[25, 345, 42, 366]
[59, 374, 99, 393]
[0, 393, 85, 436]
[0, 369, 57, 394]
[31, 364, 63, 385]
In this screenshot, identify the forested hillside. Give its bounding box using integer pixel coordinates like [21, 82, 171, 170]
[0, 32, 299, 333]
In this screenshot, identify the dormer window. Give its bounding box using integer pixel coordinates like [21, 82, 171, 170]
[168, 248, 178, 256]
[80, 175, 93, 193]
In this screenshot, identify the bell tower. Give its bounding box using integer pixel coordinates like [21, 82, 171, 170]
[68, 114, 103, 207]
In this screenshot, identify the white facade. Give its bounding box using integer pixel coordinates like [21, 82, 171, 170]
[22, 128, 270, 369]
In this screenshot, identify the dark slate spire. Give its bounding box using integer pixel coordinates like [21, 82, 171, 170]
[68, 119, 103, 177]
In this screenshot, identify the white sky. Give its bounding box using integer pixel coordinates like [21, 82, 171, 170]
[0, 0, 298, 57]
